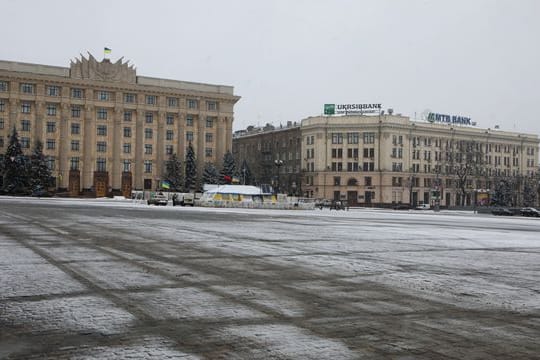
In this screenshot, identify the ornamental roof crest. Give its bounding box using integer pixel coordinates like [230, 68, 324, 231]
[69, 52, 136, 83]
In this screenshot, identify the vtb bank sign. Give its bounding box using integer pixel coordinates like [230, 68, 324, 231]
[324, 103, 382, 115]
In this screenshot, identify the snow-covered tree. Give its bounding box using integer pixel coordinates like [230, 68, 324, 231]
[491, 177, 513, 206]
[163, 153, 183, 191]
[220, 151, 236, 184]
[2, 127, 30, 194]
[30, 140, 52, 191]
[522, 174, 539, 207]
[444, 139, 487, 206]
[202, 162, 219, 185]
[184, 143, 197, 191]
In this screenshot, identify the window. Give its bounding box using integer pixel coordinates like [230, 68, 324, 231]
[205, 147, 213, 157]
[0, 99, 5, 112]
[97, 108, 108, 120]
[0, 136, 4, 147]
[167, 97, 178, 107]
[71, 140, 80, 151]
[363, 162, 375, 171]
[166, 114, 174, 125]
[392, 162, 403, 172]
[144, 160, 152, 173]
[363, 132, 375, 144]
[71, 88, 83, 98]
[187, 99, 198, 109]
[46, 157, 55, 171]
[0, 118, 3, 129]
[186, 115, 194, 126]
[365, 177, 372, 186]
[331, 148, 343, 158]
[21, 83, 34, 94]
[334, 176, 341, 186]
[46, 139, 56, 150]
[46, 104, 57, 116]
[96, 158, 106, 172]
[144, 128, 153, 139]
[71, 123, 80, 135]
[205, 132, 213, 143]
[97, 141, 107, 152]
[46, 85, 60, 96]
[124, 111, 132, 121]
[46, 121, 56, 133]
[363, 148, 375, 158]
[0, 81, 8, 92]
[207, 101, 218, 111]
[71, 106, 81, 118]
[166, 130, 173, 140]
[123, 160, 131, 172]
[21, 102, 31, 113]
[98, 91, 109, 101]
[97, 125, 107, 136]
[145, 112, 153, 123]
[186, 131, 194, 142]
[70, 157, 80, 170]
[123, 127, 131, 137]
[347, 162, 359, 171]
[347, 148, 359, 158]
[21, 137, 30, 148]
[145, 144, 153, 154]
[347, 132, 359, 144]
[21, 120, 31, 131]
[123, 143, 131, 154]
[206, 117, 214, 128]
[166, 145, 173, 155]
[124, 93, 136, 103]
[331, 133, 343, 144]
[146, 95, 157, 105]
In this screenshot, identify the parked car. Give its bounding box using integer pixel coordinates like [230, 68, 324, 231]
[172, 193, 195, 206]
[491, 207, 513, 216]
[330, 200, 348, 210]
[520, 207, 540, 217]
[415, 203, 431, 210]
[315, 199, 332, 209]
[30, 187, 53, 197]
[147, 192, 168, 206]
[393, 203, 411, 210]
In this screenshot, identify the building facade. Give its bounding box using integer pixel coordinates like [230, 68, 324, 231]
[302, 114, 539, 207]
[232, 122, 302, 195]
[0, 54, 240, 196]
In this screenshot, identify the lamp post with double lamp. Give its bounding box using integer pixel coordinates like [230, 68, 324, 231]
[274, 159, 284, 194]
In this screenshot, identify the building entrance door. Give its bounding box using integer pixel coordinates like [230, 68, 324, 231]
[93, 172, 109, 198]
[347, 191, 358, 206]
[364, 191, 372, 205]
[412, 191, 418, 206]
[68, 170, 80, 196]
[121, 172, 132, 198]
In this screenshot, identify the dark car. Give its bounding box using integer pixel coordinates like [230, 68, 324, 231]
[491, 207, 513, 216]
[393, 203, 411, 210]
[520, 207, 540, 217]
[31, 187, 53, 197]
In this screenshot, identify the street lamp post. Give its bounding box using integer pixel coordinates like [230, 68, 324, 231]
[274, 159, 284, 194]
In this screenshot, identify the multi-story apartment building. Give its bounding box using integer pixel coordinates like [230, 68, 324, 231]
[302, 114, 539, 207]
[232, 122, 302, 195]
[0, 54, 240, 196]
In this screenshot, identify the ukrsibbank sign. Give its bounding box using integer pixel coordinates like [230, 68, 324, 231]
[324, 103, 382, 115]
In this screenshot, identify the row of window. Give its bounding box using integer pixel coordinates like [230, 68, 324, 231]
[0, 81, 219, 111]
[330, 148, 375, 159]
[330, 132, 376, 145]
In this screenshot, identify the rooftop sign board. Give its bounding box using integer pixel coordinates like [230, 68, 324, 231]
[423, 110, 476, 126]
[324, 103, 382, 115]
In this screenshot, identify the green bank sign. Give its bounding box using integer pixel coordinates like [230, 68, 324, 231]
[324, 103, 382, 115]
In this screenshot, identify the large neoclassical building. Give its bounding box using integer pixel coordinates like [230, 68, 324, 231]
[0, 54, 240, 196]
[234, 113, 539, 207]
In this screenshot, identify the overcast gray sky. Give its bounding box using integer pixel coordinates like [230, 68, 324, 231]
[2, 0, 539, 135]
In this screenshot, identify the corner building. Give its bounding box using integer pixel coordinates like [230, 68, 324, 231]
[302, 115, 539, 207]
[0, 55, 240, 196]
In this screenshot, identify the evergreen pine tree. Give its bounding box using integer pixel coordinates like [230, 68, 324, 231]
[2, 127, 30, 194]
[163, 153, 184, 191]
[522, 176, 538, 207]
[491, 177, 513, 206]
[184, 143, 197, 191]
[30, 140, 52, 191]
[220, 151, 236, 184]
[202, 162, 219, 185]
